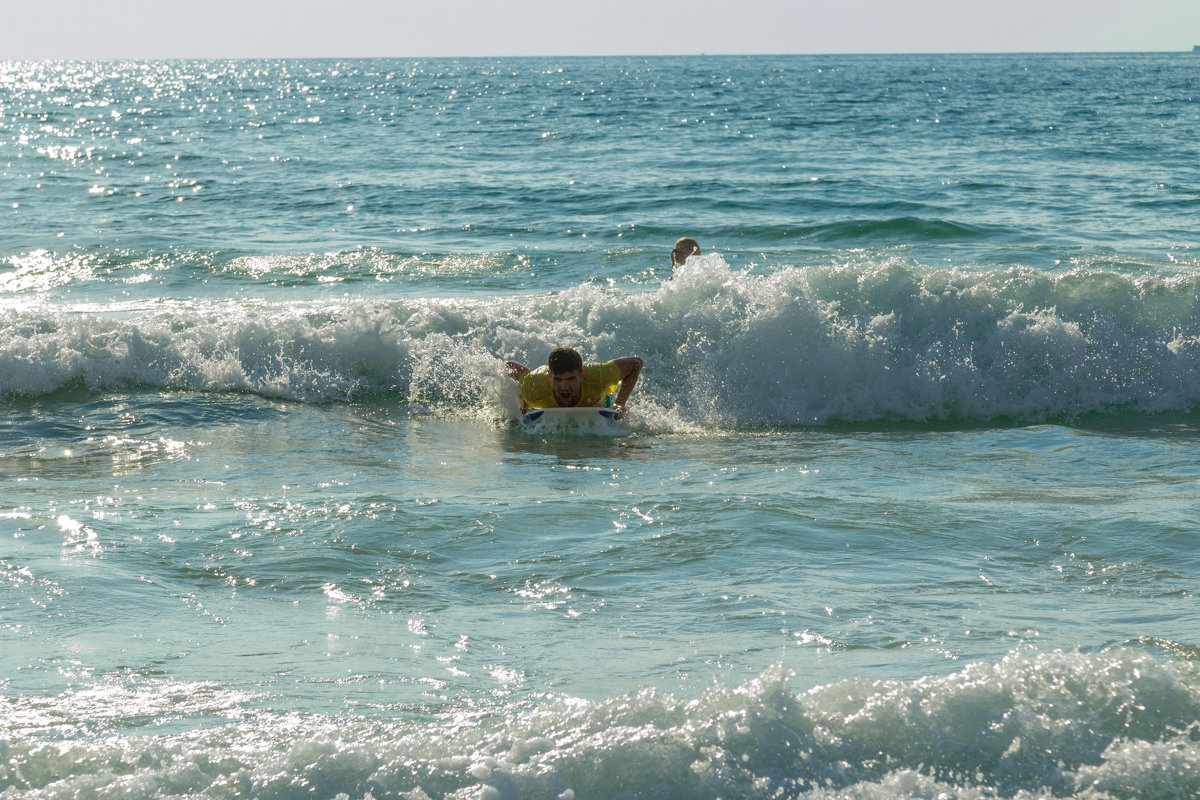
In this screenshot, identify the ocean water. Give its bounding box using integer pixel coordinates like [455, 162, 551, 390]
[3, 52, 1200, 799]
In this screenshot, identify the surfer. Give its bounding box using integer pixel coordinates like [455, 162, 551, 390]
[506, 348, 643, 418]
[671, 237, 701, 269]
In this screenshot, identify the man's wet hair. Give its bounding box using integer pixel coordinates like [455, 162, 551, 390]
[547, 347, 584, 375]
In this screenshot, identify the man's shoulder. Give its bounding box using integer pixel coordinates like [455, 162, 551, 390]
[519, 366, 554, 405]
[520, 365, 550, 383]
[583, 361, 621, 390]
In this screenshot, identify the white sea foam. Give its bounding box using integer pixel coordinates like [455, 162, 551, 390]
[2, 647, 1197, 799]
[3, 258, 1200, 426]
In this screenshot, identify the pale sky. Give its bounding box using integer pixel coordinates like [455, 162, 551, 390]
[2, 0, 1197, 59]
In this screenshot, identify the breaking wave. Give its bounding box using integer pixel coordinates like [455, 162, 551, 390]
[4, 256, 1200, 427]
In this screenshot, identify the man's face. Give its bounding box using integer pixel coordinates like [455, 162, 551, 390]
[550, 369, 583, 407]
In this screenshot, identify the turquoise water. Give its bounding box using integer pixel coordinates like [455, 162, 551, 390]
[3, 54, 1200, 799]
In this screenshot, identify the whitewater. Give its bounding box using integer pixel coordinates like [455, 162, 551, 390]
[8, 257, 1200, 424]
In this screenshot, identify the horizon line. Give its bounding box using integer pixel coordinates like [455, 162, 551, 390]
[3, 48, 1195, 62]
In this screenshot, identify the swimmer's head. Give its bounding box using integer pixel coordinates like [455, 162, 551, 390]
[670, 237, 701, 267]
[547, 347, 584, 376]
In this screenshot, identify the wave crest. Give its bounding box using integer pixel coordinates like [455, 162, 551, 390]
[4, 258, 1200, 426]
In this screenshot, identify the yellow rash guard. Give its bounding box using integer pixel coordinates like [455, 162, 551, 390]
[518, 362, 621, 408]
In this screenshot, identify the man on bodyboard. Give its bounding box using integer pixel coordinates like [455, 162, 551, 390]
[505, 348, 643, 419]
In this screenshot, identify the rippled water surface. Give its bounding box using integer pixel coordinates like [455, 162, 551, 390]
[3, 54, 1200, 799]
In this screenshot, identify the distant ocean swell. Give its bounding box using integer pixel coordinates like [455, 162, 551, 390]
[3, 648, 1199, 799]
[4, 257, 1200, 426]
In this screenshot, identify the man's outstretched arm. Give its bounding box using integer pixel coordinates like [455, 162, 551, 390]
[505, 361, 532, 412]
[610, 356, 643, 416]
[505, 361, 530, 381]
